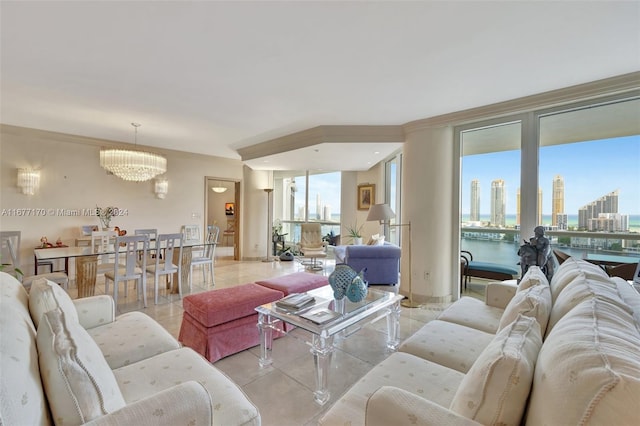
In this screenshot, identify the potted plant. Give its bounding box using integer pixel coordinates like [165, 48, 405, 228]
[346, 222, 364, 245]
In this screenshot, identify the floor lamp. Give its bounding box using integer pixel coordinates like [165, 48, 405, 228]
[262, 188, 274, 262]
[367, 204, 419, 308]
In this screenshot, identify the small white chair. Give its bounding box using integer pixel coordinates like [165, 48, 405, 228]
[146, 233, 183, 304]
[1, 231, 69, 290]
[134, 228, 158, 266]
[104, 235, 149, 309]
[91, 230, 120, 275]
[189, 226, 219, 289]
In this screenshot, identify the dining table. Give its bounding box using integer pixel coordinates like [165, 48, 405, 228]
[34, 239, 216, 298]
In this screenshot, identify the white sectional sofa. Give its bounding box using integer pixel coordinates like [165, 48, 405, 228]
[0, 271, 261, 425]
[320, 259, 640, 425]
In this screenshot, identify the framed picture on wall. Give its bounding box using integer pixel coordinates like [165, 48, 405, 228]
[357, 184, 375, 211]
[225, 202, 235, 216]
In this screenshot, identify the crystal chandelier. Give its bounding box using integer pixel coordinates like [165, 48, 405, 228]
[100, 123, 167, 182]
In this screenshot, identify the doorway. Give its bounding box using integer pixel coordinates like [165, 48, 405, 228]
[206, 177, 240, 261]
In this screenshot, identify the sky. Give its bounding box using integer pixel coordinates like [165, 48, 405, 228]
[461, 135, 640, 216]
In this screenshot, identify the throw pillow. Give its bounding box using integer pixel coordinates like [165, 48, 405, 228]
[450, 314, 542, 426]
[498, 283, 551, 334]
[37, 308, 126, 424]
[367, 234, 380, 245]
[29, 277, 78, 329]
[517, 265, 549, 292]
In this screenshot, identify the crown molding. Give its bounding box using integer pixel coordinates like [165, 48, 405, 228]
[404, 71, 640, 133]
[237, 125, 404, 161]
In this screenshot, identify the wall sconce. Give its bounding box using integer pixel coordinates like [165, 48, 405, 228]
[154, 176, 168, 199]
[17, 168, 40, 195]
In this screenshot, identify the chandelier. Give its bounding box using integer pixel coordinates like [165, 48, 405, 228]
[100, 123, 167, 182]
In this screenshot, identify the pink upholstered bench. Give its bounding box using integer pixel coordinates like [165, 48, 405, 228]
[179, 283, 285, 363]
[255, 272, 329, 296]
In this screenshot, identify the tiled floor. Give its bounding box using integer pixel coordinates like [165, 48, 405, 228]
[66, 249, 485, 426]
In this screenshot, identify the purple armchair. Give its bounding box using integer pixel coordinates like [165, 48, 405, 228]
[334, 243, 401, 285]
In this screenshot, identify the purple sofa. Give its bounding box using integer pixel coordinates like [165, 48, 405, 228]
[334, 243, 401, 285]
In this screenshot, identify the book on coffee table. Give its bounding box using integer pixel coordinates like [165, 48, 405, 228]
[275, 293, 315, 310]
[300, 308, 341, 324]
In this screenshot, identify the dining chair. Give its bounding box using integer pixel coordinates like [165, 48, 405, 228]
[189, 225, 219, 289]
[134, 228, 158, 266]
[104, 234, 149, 309]
[1, 231, 69, 290]
[145, 233, 183, 304]
[91, 230, 120, 274]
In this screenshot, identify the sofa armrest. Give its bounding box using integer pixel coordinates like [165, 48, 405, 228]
[84, 381, 213, 426]
[484, 281, 517, 309]
[365, 386, 481, 426]
[72, 295, 115, 329]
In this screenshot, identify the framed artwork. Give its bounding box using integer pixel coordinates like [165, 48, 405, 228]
[225, 202, 235, 216]
[357, 184, 375, 211]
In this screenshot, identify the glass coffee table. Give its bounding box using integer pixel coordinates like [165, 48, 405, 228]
[255, 285, 403, 405]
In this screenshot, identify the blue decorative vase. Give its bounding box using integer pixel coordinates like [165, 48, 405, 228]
[346, 269, 368, 302]
[328, 264, 357, 300]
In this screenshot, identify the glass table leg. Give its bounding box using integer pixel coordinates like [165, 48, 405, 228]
[311, 334, 334, 405]
[258, 312, 274, 368]
[386, 300, 401, 351]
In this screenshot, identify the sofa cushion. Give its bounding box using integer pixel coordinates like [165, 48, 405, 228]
[498, 282, 551, 334]
[528, 297, 640, 425]
[399, 320, 494, 373]
[437, 297, 504, 334]
[550, 257, 609, 301]
[517, 265, 549, 291]
[86, 311, 181, 369]
[255, 272, 328, 295]
[113, 347, 261, 426]
[318, 352, 465, 426]
[450, 315, 542, 426]
[29, 277, 78, 328]
[37, 308, 126, 424]
[182, 283, 284, 327]
[546, 273, 631, 337]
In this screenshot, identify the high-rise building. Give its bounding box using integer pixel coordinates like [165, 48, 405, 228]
[516, 188, 520, 226]
[316, 193, 322, 220]
[470, 179, 480, 221]
[552, 175, 565, 227]
[538, 188, 543, 226]
[578, 190, 619, 229]
[556, 213, 568, 230]
[490, 179, 506, 227]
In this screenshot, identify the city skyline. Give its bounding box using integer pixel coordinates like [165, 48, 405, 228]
[461, 134, 640, 217]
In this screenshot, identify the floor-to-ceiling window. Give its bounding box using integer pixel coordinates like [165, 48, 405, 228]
[273, 170, 341, 248]
[459, 120, 523, 267]
[537, 96, 640, 257]
[385, 153, 402, 245]
[456, 93, 640, 273]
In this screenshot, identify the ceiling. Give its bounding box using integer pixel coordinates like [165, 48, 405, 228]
[1, 1, 639, 171]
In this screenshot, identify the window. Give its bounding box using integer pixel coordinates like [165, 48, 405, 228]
[273, 170, 341, 244]
[459, 120, 522, 265]
[456, 94, 640, 273]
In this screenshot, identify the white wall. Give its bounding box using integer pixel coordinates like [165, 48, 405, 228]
[0, 125, 269, 273]
[403, 125, 455, 303]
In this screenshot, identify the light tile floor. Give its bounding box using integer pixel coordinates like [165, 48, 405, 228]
[65, 250, 485, 426]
